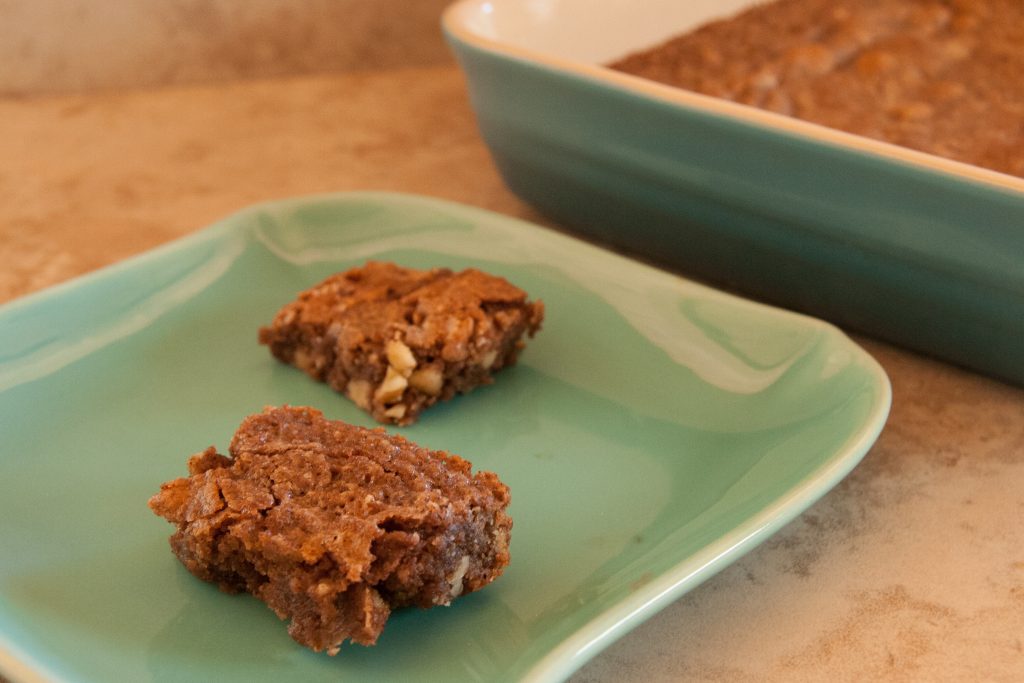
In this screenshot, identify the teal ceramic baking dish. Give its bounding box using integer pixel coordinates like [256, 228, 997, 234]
[443, 0, 1024, 386]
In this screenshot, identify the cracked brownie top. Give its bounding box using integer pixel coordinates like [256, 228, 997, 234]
[149, 405, 512, 654]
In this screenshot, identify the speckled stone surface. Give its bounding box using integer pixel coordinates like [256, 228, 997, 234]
[1, 63, 1023, 683]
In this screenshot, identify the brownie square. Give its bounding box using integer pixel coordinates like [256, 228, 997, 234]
[258, 262, 544, 425]
[148, 406, 513, 654]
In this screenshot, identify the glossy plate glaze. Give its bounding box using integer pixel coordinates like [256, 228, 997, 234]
[443, 0, 1024, 386]
[0, 193, 889, 683]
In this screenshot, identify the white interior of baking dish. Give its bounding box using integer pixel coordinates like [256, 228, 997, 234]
[450, 0, 757, 63]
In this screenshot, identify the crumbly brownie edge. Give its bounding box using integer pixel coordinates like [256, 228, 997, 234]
[148, 406, 513, 654]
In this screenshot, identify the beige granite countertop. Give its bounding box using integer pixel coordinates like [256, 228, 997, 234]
[2, 54, 1023, 683]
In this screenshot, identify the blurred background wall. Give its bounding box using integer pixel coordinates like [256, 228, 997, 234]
[0, 0, 453, 96]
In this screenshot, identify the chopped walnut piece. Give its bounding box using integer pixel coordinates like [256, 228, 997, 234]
[374, 366, 408, 405]
[408, 366, 443, 396]
[385, 339, 417, 375]
[383, 404, 407, 420]
[346, 379, 373, 410]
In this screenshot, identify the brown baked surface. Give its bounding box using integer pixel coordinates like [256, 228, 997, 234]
[148, 405, 512, 654]
[609, 0, 1024, 178]
[259, 261, 545, 425]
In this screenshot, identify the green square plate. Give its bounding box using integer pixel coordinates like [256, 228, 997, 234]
[0, 193, 889, 682]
